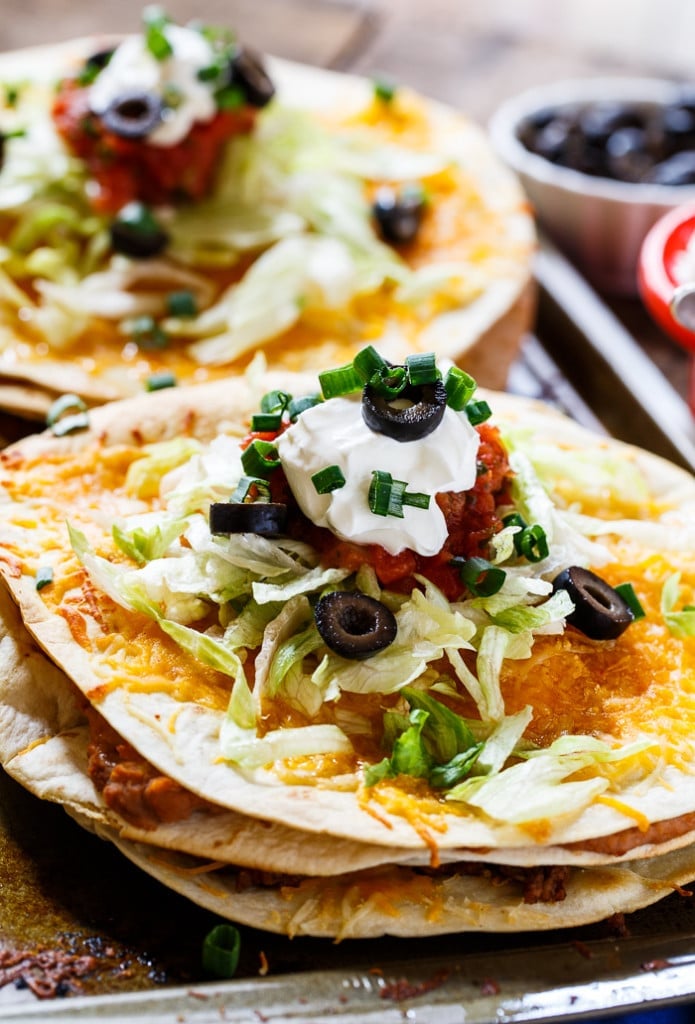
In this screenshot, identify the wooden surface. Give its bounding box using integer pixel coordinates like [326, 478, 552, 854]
[0, 0, 691, 410]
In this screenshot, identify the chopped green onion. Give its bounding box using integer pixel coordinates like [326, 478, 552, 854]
[516, 524, 549, 563]
[444, 367, 477, 410]
[240, 439, 280, 478]
[452, 556, 506, 597]
[319, 363, 363, 399]
[250, 412, 282, 432]
[231, 476, 271, 503]
[502, 512, 526, 530]
[368, 470, 430, 518]
[4, 83, 21, 107]
[46, 393, 90, 436]
[288, 393, 322, 422]
[130, 315, 169, 350]
[369, 364, 407, 399]
[35, 566, 54, 591]
[216, 85, 245, 110]
[145, 371, 177, 392]
[615, 582, 646, 620]
[166, 290, 198, 318]
[353, 345, 389, 382]
[260, 390, 291, 415]
[465, 400, 492, 426]
[143, 5, 173, 60]
[312, 465, 346, 494]
[373, 76, 397, 103]
[405, 352, 439, 386]
[202, 923, 241, 979]
[46, 392, 87, 427]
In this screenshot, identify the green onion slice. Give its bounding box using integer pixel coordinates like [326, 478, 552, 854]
[615, 582, 646, 620]
[502, 512, 526, 531]
[46, 393, 90, 436]
[406, 352, 439, 386]
[46, 392, 87, 427]
[368, 364, 407, 399]
[250, 412, 282, 432]
[516, 524, 549, 563]
[240, 439, 280, 478]
[143, 5, 173, 60]
[368, 470, 430, 518]
[145, 371, 177, 392]
[231, 476, 272, 503]
[130, 315, 169, 350]
[444, 366, 477, 410]
[465, 400, 492, 426]
[288, 393, 322, 422]
[373, 76, 397, 103]
[202, 923, 241, 979]
[319, 364, 363, 400]
[166, 290, 198, 318]
[35, 566, 54, 591]
[353, 345, 389, 382]
[260, 390, 291, 415]
[312, 465, 346, 494]
[452, 555, 506, 597]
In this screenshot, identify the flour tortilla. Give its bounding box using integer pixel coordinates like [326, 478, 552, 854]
[77, 815, 695, 939]
[4, 574, 695, 875]
[3, 574, 695, 939]
[0, 38, 534, 419]
[2, 376, 695, 861]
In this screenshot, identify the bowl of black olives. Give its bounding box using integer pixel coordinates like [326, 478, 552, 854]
[488, 77, 695, 295]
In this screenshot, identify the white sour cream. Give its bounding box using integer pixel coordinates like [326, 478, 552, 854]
[89, 26, 217, 147]
[277, 394, 480, 557]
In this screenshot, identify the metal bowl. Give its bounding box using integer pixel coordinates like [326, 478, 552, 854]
[488, 78, 695, 295]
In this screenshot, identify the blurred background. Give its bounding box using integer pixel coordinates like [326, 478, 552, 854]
[2, 0, 695, 122]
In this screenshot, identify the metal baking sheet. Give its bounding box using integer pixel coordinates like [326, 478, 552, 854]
[2, 244, 695, 1023]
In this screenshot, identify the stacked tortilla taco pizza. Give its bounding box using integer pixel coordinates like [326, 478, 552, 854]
[1, 346, 695, 939]
[0, 7, 533, 419]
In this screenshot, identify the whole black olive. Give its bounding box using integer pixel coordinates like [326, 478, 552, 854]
[362, 376, 447, 442]
[101, 91, 163, 140]
[579, 102, 644, 146]
[209, 502, 287, 537]
[110, 201, 169, 259]
[605, 126, 652, 182]
[314, 591, 397, 660]
[552, 566, 634, 640]
[646, 150, 695, 186]
[373, 186, 425, 244]
[228, 47, 275, 108]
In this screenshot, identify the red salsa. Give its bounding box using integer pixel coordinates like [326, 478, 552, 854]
[271, 422, 513, 601]
[52, 79, 257, 213]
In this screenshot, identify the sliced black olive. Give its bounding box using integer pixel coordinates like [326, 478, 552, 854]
[209, 502, 287, 537]
[314, 591, 397, 660]
[86, 47, 116, 74]
[552, 566, 634, 640]
[373, 186, 425, 244]
[110, 201, 169, 259]
[229, 48, 275, 108]
[101, 90, 163, 140]
[362, 376, 447, 442]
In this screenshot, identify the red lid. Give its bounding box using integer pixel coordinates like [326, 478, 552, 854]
[638, 203, 695, 353]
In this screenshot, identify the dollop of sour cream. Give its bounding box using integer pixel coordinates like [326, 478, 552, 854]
[89, 25, 217, 147]
[277, 394, 480, 557]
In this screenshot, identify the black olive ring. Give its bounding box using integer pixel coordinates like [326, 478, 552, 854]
[314, 591, 397, 660]
[101, 90, 164, 140]
[209, 502, 288, 537]
[362, 377, 447, 442]
[552, 565, 634, 640]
